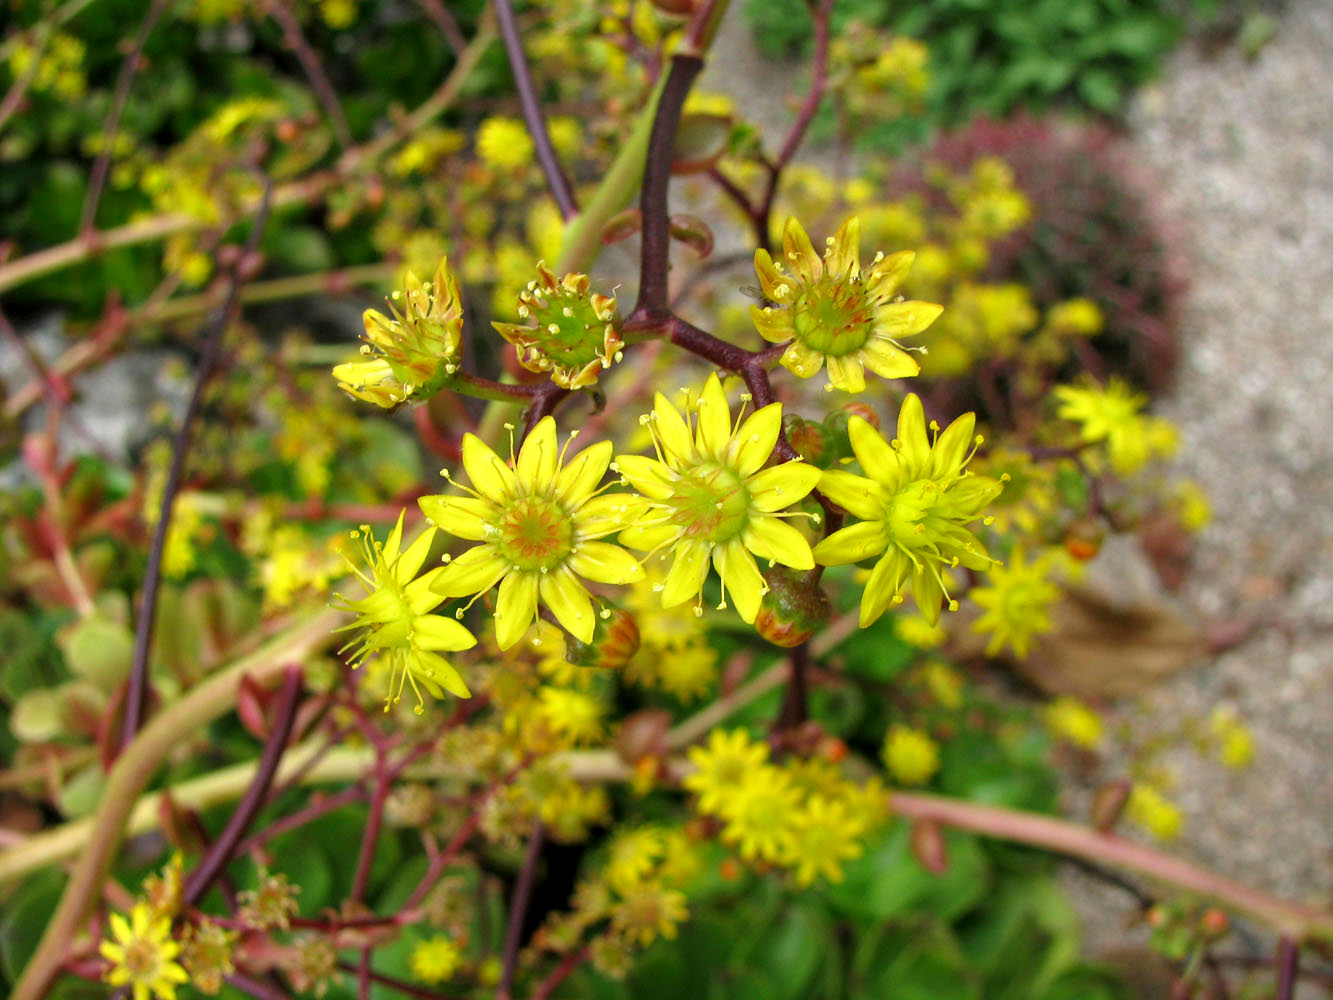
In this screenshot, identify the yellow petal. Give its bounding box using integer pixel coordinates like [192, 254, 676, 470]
[432, 545, 507, 597]
[817, 469, 886, 520]
[568, 540, 644, 585]
[866, 249, 915, 299]
[749, 303, 795, 344]
[618, 522, 679, 551]
[896, 394, 931, 472]
[412, 614, 478, 651]
[781, 339, 825, 379]
[910, 565, 945, 625]
[876, 300, 943, 338]
[860, 551, 906, 627]
[753, 248, 789, 300]
[418, 650, 471, 697]
[696, 373, 733, 460]
[556, 439, 613, 502]
[517, 416, 559, 494]
[812, 520, 888, 566]
[540, 568, 596, 642]
[827, 216, 861, 278]
[577, 493, 643, 538]
[462, 433, 516, 504]
[613, 454, 675, 500]
[383, 510, 406, 563]
[782, 217, 822, 283]
[715, 539, 765, 622]
[731, 402, 782, 478]
[746, 462, 821, 511]
[494, 571, 538, 649]
[860, 336, 921, 380]
[826, 353, 866, 394]
[419, 495, 494, 541]
[662, 540, 712, 608]
[651, 392, 696, 466]
[930, 411, 976, 480]
[742, 515, 814, 570]
[396, 524, 437, 583]
[847, 416, 899, 484]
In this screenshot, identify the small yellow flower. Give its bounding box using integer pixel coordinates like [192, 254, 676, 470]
[610, 883, 689, 946]
[882, 725, 940, 786]
[1127, 784, 1183, 842]
[1054, 378, 1161, 476]
[605, 826, 667, 894]
[684, 728, 769, 816]
[476, 116, 534, 170]
[1047, 298, 1104, 336]
[616, 374, 822, 623]
[100, 902, 190, 1000]
[718, 766, 801, 864]
[492, 264, 622, 389]
[410, 936, 462, 984]
[814, 394, 1001, 626]
[896, 613, 947, 650]
[969, 549, 1061, 659]
[422, 417, 644, 650]
[787, 795, 867, 887]
[1044, 695, 1103, 750]
[750, 216, 942, 393]
[536, 686, 606, 745]
[334, 260, 464, 409]
[1209, 707, 1255, 769]
[332, 512, 477, 712]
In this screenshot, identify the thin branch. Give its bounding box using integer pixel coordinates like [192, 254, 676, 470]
[412, 0, 467, 55]
[263, 0, 353, 148]
[226, 971, 293, 1000]
[120, 179, 275, 750]
[0, 19, 52, 133]
[498, 823, 545, 1000]
[1276, 937, 1299, 1000]
[183, 667, 304, 905]
[493, 0, 577, 220]
[335, 962, 466, 1000]
[79, 0, 167, 236]
[532, 946, 590, 1000]
[634, 55, 704, 316]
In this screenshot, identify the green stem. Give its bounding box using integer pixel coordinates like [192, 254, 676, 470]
[10, 606, 338, 1000]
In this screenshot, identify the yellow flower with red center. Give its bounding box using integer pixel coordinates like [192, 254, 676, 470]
[614, 374, 821, 623]
[421, 417, 643, 650]
[100, 902, 190, 1000]
[750, 216, 942, 393]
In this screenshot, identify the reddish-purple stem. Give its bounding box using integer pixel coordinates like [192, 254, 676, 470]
[233, 784, 367, 857]
[336, 962, 467, 1000]
[532, 946, 590, 1000]
[264, 0, 352, 148]
[493, 0, 578, 221]
[1275, 937, 1298, 1000]
[182, 666, 304, 905]
[121, 180, 273, 750]
[412, 0, 467, 55]
[79, 0, 167, 236]
[227, 971, 293, 1000]
[498, 822, 545, 1000]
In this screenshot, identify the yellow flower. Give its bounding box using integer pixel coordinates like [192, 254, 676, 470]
[410, 936, 462, 984]
[100, 902, 190, 1000]
[615, 374, 821, 623]
[684, 728, 769, 816]
[536, 686, 606, 745]
[492, 264, 623, 389]
[750, 217, 942, 393]
[882, 725, 940, 786]
[1054, 378, 1160, 476]
[1044, 696, 1103, 750]
[969, 548, 1061, 659]
[334, 260, 464, 409]
[332, 513, 477, 712]
[814, 394, 1001, 626]
[1209, 707, 1255, 769]
[787, 795, 867, 887]
[895, 612, 947, 649]
[476, 116, 534, 170]
[1047, 298, 1104, 336]
[1127, 784, 1183, 842]
[718, 765, 801, 864]
[611, 883, 689, 946]
[422, 417, 644, 650]
[605, 826, 667, 894]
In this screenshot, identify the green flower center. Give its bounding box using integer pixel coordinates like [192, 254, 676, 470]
[792, 278, 874, 357]
[670, 463, 750, 543]
[493, 495, 574, 571]
[526, 300, 613, 369]
[124, 940, 161, 978]
[884, 479, 938, 546]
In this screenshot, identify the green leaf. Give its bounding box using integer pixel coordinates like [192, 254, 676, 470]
[57, 614, 134, 693]
[851, 919, 980, 1000]
[1076, 69, 1122, 113]
[825, 822, 989, 921]
[0, 868, 66, 983]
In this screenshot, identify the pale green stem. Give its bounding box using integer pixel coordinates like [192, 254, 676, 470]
[10, 606, 339, 1000]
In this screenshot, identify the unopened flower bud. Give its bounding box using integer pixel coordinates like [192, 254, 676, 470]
[753, 566, 831, 647]
[564, 603, 640, 669]
[1064, 516, 1104, 561]
[1199, 908, 1229, 937]
[911, 818, 949, 874]
[783, 414, 834, 468]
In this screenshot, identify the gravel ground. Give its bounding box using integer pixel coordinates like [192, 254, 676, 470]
[705, 0, 1333, 986]
[1064, 0, 1333, 981]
